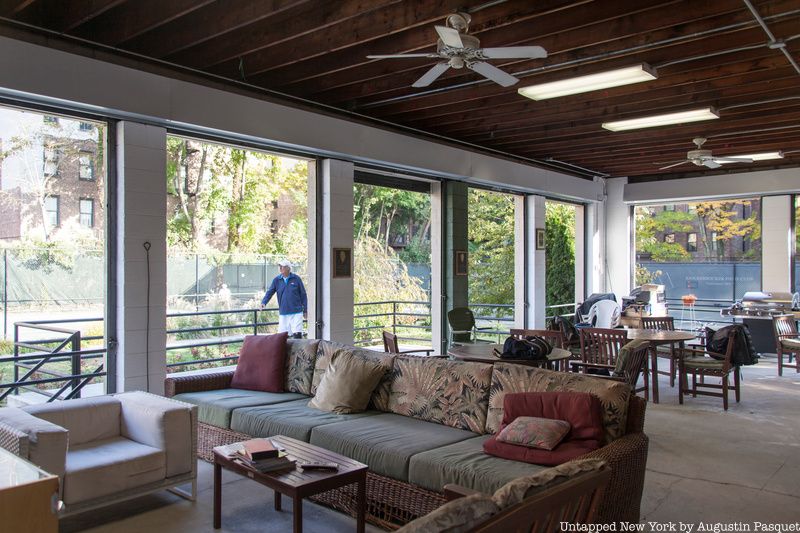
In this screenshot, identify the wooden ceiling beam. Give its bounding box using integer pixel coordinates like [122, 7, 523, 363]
[246, 0, 589, 89]
[339, 0, 795, 113]
[70, 0, 216, 46]
[0, 0, 34, 16]
[122, 0, 310, 58]
[169, 0, 404, 70]
[589, 154, 800, 177]
[14, 0, 127, 32]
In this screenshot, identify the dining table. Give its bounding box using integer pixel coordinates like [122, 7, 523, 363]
[447, 343, 573, 371]
[625, 328, 696, 404]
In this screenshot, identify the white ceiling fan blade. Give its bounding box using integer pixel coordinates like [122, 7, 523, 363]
[658, 160, 690, 170]
[713, 157, 754, 163]
[703, 160, 722, 169]
[435, 25, 464, 48]
[367, 53, 442, 59]
[412, 63, 450, 88]
[468, 61, 519, 87]
[480, 46, 548, 59]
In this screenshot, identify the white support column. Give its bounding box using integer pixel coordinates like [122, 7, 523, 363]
[605, 178, 631, 300]
[320, 159, 355, 344]
[526, 195, 547, 328]
[761, 195, 792, 292]
[430, 182, 444, 354]
[514, 195, 526, 329]
[306, 163, 319, 338]
[574, 204, 586, 305]
[115, 122, 167, 394]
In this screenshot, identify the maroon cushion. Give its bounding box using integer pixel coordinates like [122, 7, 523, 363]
[483, 392, 603, 466]
[230, 333, 288, 392]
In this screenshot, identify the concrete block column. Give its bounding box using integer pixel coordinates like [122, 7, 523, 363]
[320, 159, 355, 344]
[525, 195, 547, 328]
[115, 122, 167, 394]
[761, 195, 792, 292]
[445, 181, 469, 313]
[430, 182, 444, 353]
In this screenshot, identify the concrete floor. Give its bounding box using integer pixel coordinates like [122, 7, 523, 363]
[60, 356, 800, 532]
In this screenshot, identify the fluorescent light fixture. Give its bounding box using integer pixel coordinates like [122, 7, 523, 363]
[602, 107, 719, 132]
[518, 63, 657, 100]
[719, 151, 784, 163]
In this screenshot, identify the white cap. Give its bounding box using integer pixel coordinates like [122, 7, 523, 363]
[277, 259, 292, 268]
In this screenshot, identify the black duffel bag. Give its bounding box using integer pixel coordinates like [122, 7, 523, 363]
[496, 336, 553, 361]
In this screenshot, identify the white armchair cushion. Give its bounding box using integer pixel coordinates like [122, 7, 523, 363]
[0, 407, 67, 479]
[116, 391, 195, 478]
[64, 436, 165, 505]
[25, 396, 121, 446]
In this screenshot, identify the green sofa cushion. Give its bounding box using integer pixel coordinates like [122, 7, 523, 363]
[310, 413, 477, 480]
[408, 435, 548, 494]
[230, 399, 380, 441]
[173, 389, 305, 428]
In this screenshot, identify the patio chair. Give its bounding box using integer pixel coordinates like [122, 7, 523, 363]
[678, 328, 740, 410]
[640, 316, 678, 387]
[589, 339, 650, 400]
[576, 327, 629, 375]
[447, 307, 493, 345]
[382, 330, 434, 356]
[585, 299, 621, 328]
[773, 314, 799, 375]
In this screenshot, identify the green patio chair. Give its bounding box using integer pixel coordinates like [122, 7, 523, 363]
[447, 307, 493, 345]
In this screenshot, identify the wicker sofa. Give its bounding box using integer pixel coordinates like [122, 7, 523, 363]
[165, 338, 648, 529]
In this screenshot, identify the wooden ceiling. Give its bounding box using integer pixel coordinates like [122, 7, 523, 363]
[2, 0, 800, 180]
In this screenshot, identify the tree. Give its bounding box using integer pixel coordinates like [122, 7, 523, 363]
[467, 189, 515, 308]
[692, 200, 760, 260]
[545, 203, 576, 309]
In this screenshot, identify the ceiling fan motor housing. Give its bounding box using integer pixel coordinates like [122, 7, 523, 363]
[436, 33, 481, 68]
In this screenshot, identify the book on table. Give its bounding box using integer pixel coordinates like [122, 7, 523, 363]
[238, 453, 296, 474]
[241, 438, 282, 461]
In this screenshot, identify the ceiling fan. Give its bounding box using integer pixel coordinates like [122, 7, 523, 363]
[366, 12, 547, 88]
[658, 137, 754, 170]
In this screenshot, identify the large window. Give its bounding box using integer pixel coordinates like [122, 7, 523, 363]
[0, 104, 108, 401]
[352, 180, 431, 349]
[164, 135, 310, 372]
[635, 198, 762, 323]
[545, 201, 579, 318]
[468, 188, 516, 339]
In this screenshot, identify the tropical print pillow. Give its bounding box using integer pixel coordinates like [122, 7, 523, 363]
[497, 416, 571, 450]
[387, 356, 493, 433]
[487, 364, 630, 443]
[396, 493, 499, 533]
[284, 338, 319, 395]
[312, 341, 395, 408]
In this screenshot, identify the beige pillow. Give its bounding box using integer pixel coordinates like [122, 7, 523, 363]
[308, 350, 388, 414]
[492, 458, 607, 509]
[395, 494, 499, 533]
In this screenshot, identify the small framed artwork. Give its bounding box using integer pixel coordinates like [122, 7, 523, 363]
[332, 248, 352, 279]
[455, 250, 468, 276]
[536, 228, 546, 250]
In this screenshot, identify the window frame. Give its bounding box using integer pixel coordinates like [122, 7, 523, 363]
[79, 197, 94, 228]
[44, 194, 60, 228]
[687, 232, 697, 252]
[79, 151, 95, 181]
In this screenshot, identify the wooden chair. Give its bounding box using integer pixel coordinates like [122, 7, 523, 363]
[382, 330, 434, 356]
[590, 340, 650, 399]
[576, 327, 629, 374]
[773, 315, 800, 376]
[441, 466, 611, 532]
[678, 328, 740, 410]
[640, 316, 678, 387]
[510, 329, 568, 370]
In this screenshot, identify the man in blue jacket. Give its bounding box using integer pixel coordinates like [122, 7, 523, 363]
[260, 259, 307, 338]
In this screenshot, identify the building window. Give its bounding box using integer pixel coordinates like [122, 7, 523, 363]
[44, 196, 59, 228]
[43, 115, 59, 126]
[664, 204, 675, 212]
[687, 233, 697, 252]
[79, 152, 95, 180]
[664, 233, 675, 244]
[79, 198, 94, 228]
[79, 122, 94, 132]
[270, 219, 278, 233]
[271, 200, 279, 209]
[43, 146, 61, 177]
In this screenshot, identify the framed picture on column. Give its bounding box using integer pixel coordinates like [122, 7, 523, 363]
[536, 228, 546, 250]
[455, 251, 468, 276]
[332, 248, 352, 278]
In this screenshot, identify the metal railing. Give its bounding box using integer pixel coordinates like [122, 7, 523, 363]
[0, 319, 106, 403]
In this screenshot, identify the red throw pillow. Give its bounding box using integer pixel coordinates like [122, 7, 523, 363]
[231, 333, 288, 393]
[484, 392, 603, 466]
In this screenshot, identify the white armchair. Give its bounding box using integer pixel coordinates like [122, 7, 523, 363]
[0, 391, 197, 517]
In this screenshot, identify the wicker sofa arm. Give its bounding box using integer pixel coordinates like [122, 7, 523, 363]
[0, 421, 29, 458]
[164, 371, 234, 397]
[577, 432, 649, 524]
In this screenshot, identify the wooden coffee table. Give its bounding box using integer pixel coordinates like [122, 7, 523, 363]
[213, 435, 367, 533]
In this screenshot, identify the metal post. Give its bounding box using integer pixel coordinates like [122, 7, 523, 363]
[392, 301, 397, 336]
[253, 310, 259, 336]
[2, 249, 7, 340]
[12, 323, 19, 396]
[71, 332, 82, 399]
[195, 254, 200, 311]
